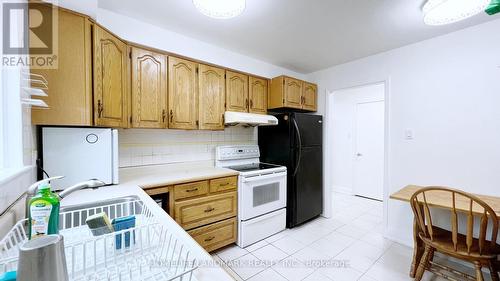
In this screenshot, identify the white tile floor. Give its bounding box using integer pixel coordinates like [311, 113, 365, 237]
[212, 193, 471, 281]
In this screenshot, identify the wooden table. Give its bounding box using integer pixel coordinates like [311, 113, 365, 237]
[390, 185, 500, 277]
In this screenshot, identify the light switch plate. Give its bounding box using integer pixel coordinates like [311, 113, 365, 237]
[405, 129, 414, 140]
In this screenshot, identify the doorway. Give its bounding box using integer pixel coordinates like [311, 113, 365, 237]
[353, 100, 385, 200]
[328, 82, 386, 201]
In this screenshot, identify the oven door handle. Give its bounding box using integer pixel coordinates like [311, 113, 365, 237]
[242, 172, 287, 183]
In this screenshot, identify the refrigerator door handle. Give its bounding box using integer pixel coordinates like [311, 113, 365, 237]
[292, 118, 302, 177]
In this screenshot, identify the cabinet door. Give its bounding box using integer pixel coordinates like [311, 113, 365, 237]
[249, 77, 268, 114]
[93, 25, 129, 127]
[225, 71, 248, 113]
[31, 9, 93, 126]
[284, 77, 303, 109]
[130, 48, 167, 128]
[198, 64, 225, 130]
[168, 57, 198, 130]
[302, 82, 317, 112]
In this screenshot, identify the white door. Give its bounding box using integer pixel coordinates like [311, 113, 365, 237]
[353, 100, 385, 201]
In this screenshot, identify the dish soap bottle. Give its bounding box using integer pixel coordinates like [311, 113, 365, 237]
[28, 182, 60, 239]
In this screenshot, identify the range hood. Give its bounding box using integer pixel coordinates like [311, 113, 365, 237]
[224, 111, 278, 127]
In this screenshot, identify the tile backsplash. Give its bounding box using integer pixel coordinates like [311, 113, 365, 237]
[118, 127, 257, 167]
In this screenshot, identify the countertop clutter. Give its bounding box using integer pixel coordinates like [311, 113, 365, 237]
[61, 162, 238, 281]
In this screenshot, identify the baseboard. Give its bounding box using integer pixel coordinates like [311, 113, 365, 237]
[332, 185, 353, 195]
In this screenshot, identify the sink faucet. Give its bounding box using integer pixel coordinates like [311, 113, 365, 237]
[58, 179, 106, 199]
[25, 177, 106, 218]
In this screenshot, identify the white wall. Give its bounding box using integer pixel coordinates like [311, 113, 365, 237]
[51, 1, 305, 79]
[330, 83, 385, 194]
[119, 127, 256, 168]
[96, 9, 305, 79]
[309, 18, 500, 246]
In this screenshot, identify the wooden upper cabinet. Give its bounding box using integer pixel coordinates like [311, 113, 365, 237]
[168, 57, 198, 130]
[269, 75, 317, 112]
[198, 64, 225, 130]
[302, 82, 317, 112]
[93, 25, 129, 128]
[284, 77, 303, 109]
[249, 77, 267, 114]
[225, 71, 248, 113]
[31, 8, 93, 126]
[130, 47, 168, 128]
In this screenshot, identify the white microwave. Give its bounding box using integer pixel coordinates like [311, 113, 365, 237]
[40, 127, 119, 190]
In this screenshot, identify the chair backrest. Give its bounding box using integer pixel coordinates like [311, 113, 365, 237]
[410, 186, 499, 255]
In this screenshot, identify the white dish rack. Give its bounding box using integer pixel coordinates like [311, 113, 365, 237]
[0, 199, 198, 281]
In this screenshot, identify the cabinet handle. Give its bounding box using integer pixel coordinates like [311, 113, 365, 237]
[204, 207, 215, 213]
[97, 100, 103, 118]
[219, 182, 230, 187]
[204, 236, 215, 242]
[249, 99, 253, 108]
[245, 98, 249, 109]
[196, 120, 199, 126]
[222, 114, 224, 124]
[185, 188, 198, 193]
[170, 110, 173, 123]
[162, 109, 166, 123]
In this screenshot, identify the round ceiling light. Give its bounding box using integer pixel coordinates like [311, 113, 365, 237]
[423, 0, 491, 25]
[193, 0, 246, 19]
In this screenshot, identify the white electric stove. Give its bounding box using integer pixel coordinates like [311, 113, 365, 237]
[216, 145, 287, 247]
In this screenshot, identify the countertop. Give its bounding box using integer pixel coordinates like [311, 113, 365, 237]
[119, 161, 239, 189]
[61, 162, 237, 281]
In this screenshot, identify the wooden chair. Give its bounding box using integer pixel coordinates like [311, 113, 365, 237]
[410, 187, 500, 281]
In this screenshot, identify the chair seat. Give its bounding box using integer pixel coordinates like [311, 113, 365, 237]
[419, 226, 500, 259]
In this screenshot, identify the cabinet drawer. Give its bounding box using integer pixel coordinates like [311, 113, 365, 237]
[173, 181, 208, 201]
[174, 192, 237, 230]
[188, 217, 237, 252]
[210, 176, 237, 193]
[144, 186, 169, 196]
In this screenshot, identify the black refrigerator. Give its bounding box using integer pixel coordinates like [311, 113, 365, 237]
[258, 113, 323, 228]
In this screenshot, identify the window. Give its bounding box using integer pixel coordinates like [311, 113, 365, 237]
[1, 67, 24, 174]
[0, 68, 4, 170]
[0, 2, 25, 177]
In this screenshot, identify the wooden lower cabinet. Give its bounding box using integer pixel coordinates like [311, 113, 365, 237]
[173, 180, 209, 201]
[188, 217, 237, 252]
[209, 176, 237, 193]
[174, 191, 237, 230]
[170, 175, 238, 252]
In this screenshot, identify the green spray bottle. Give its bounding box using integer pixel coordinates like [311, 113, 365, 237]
[28, 182, 60, 239]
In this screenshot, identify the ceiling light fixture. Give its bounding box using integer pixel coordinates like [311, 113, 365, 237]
[423, 0, 491, 25]
[193, 0, 246, 19]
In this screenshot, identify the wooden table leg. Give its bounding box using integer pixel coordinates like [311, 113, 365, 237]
[410, 217, 424, 278]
